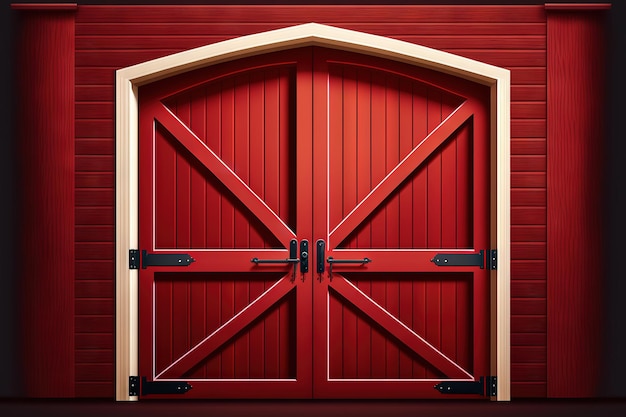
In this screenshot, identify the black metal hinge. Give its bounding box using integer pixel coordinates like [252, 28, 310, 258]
[487, 249, 497, 270]
[129, 376, 139, 396]
[129, 249, 196, 269]
[129, 376, 192, 396]
[431, 249, 497, 270]
[434, 376, 497, 396]
[129, 249, 140, 269]
[142, 250, 195, 269]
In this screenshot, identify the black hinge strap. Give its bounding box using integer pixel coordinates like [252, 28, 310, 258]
[129, 250, 196, 269]
[431, 250, 484, 268]
[434, 376, 497, 396]
[431, 249, 498, 270]
[141, 377, 192, 395]
[142, 250, 195, 268]
[487, 249, 497, 270]
[130, 376, 192, 396]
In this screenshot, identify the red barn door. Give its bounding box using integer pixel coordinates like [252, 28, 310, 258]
[311, 49, 491, 399]
[138, 47, 491, 399]
[138, 49, 315, 399]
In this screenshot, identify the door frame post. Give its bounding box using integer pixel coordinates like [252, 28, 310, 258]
[115, 23, 510, 401]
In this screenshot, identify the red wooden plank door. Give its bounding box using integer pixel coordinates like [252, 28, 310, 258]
[138, 50, 314, 398]
[311, 49, 492, 399]
[138, 46, 491, 399]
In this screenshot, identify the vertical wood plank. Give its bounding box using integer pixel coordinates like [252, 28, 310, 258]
[385, 76, 400, 251]
[370, 73, 387, 379]
[440, 100, 458, 364]
[412, 83, 429, 250]
[384, 77, 400, 378]
[413, 279, 427, 378]
[155, 128, 177, 248]
[356, 69, 372, 249]
[221, 279, 235, 378]
[234, 74, 250, 250]
[329, 293, 344, 378]
[249, 71, 265, 248]
[341, 67, 358, 377]
[278, 294, 291, 378]
[248, 279, 265, 379]
[329, 67, 344, 234]
[546, 7, 607, 398]
[278, 69, 291, 233]
[15, 8, 77, 395]
[456, 124, 471, 249]
[171, 280, 190, 372]
[398, 78, 414, 378]
[425, 88, 442, 379]
[206, 84, 222, 249]
[264, 279, 280, 379]
[456, 277, 471, 373]
[205, 279, 221, 378]
[221, 80, 235, 249]
[234, 280, 250, 378]
[356, 279, 372, 378]
[342, 305, 358, 378]
[233, 76, 250, 377]
[248, 72, 265, 379]
[343, 66, 358, 248]
[427, 88, 442, 249]
[175, 96, 192, 249]
[171, 96, 192, 376]
[154, 280, 172, 376]
[264, 72, 280, 232]
[398, 79, 414, 251]
[190, 89, 207, 249]
[262, 71, 281, 379]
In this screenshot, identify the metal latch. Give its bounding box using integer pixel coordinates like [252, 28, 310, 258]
[251, 239, 300, 281]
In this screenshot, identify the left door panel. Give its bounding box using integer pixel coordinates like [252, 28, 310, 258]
[138, 50, 313, 398]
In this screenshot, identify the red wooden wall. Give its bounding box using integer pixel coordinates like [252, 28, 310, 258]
[546, 4, 608, 398]
[13, 3, 609, 398]
[14, 3, 77, 397]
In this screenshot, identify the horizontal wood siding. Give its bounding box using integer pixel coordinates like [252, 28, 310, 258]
[75, 5, 547, 398]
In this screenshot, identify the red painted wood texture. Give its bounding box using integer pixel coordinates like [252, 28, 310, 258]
[546, 7, 608, 398]
[14, 7, 76, 397]
[311, 49, 490, 399]
[64, 4, 609, 398]
[138, 50, 313, 398]
[137, 45, 493, 399]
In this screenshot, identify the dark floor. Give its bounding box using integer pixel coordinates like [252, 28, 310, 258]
[2, 399, 626, 417]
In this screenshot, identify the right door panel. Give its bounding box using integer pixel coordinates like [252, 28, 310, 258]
[312, 48, 492, 399]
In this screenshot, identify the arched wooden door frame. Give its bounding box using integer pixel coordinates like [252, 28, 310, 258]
[115, 22, 511, 401]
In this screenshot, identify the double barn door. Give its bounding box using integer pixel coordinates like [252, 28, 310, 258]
[138, 47, 491, 399]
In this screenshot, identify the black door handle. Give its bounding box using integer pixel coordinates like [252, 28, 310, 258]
[316, 239, 326, 274]
[314, 239, 372, 280]
[326, 256, 371, 280]
[326, 257, 372, 265]
[251, 239, 299, 281]
[300, 239, 309, 275]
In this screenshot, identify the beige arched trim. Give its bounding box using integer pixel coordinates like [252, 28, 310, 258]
[116, 22, 510, 401]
